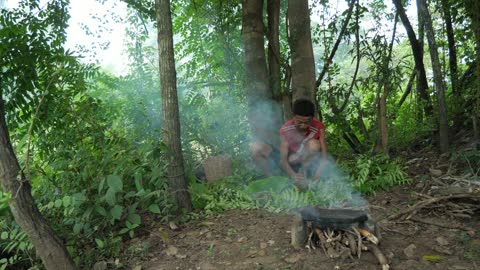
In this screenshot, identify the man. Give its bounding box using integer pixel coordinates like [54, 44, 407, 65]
[250, 99, 327, 184]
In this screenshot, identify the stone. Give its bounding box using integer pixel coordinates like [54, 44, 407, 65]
[403, 244, 417, 259]
[436, 236, 449, 246]
[429, 168, 443, 176]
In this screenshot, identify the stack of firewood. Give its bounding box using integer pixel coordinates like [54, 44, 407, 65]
[292, 216, 389, 270]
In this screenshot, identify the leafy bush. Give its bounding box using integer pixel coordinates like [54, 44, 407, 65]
[343, 154, 410, 195]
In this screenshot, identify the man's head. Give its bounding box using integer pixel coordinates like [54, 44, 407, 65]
[292, 99, 315, 132]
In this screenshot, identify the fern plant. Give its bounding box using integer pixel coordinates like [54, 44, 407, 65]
[345, 154, 410, 195]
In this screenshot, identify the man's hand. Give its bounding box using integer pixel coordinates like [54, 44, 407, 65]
[291, 172, 304, 182]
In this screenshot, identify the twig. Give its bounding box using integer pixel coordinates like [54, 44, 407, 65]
[386, 193, 480, 220]
[410, 217, 473, 231]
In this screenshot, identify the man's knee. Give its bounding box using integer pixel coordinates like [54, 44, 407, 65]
[250, 142, 272, 159]
[306, 139, 321, 153]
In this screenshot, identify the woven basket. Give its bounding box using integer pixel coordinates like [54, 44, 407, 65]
[203, 155, 232, 181]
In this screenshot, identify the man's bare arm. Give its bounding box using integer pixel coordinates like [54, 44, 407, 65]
[280, 139, 296, 178]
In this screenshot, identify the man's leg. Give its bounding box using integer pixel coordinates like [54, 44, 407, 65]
[249, 142, 274, 176]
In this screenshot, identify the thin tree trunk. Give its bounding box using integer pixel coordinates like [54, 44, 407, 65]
[393, 0, 433, 117]
[375, 14, 398, 155]
[267, 0, 281, 101]
[441, 0, 458, 96]
[315, 0, 356, 89]
[0, 95, 76, 270]
[378, 85, 389, 154]
[398, 69, 416, 108]
[419, 0, 449, 153]
[357, 105, 369, 141]
[156, 0, 192, 211]
[465, 0, 480, 150]
[416, 0, 426, 120]
[287, 0, 316, 103]
[441, 0, 461, 127]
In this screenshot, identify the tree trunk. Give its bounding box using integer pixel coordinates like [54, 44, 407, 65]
[267, 0, 281, 101]
[156, 0, 193, 211]
[416, 0, 426, 120]
[441, 0, 461, 127]
[419, 0, 449, 153]
[441, 0, 458, 96]
[378, 88, 389, 154]
[315, 0, 356, 89]
[0, 95, 76, 270]
[375, 14, 398, 155]
[398, 69, 416, 108]
[287, 0, 316, 103]
[357, 105, 369, 141]
[243, 0, 282, 145]
[393, 0, 433, 117]
[465, 0, 480, 150]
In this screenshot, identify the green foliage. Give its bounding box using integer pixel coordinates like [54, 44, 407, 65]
[451, 148, 480, 176]
[0, 192, 11, 217]
[190, 178, 258, 214]
[343, 154, 410, 195]
[189, 175, 364, 215]
[0, 223, 35, 270]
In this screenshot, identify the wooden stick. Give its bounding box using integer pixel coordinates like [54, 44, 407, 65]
[386, 194, 480, 220]
[346, 232, 357, 256]
[409, 217, 473, 231]
[366, 244, 389, 270]
[351, 227, 362, 258]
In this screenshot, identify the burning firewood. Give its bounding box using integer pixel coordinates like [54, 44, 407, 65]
[358, 228, 379, 245]
[291, 207, 389, 269]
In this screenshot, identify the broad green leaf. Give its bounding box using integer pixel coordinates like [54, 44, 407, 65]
[73, 223, 83, 235]
[105, 188, 116, 206]
[148, 204, 161, 214]
[95, 206, 107, 216]
[134, 172, 143, 191]
[98, 177, 105, 193]
[62, 196, 71, 207]
[107, 175, 123, 192]
[1, 232, 8, 240]
[95, 238, 104, 248]
[127, 213, 141, 225]
[110, 205, 123, 220]
[54, 199, 62, 208]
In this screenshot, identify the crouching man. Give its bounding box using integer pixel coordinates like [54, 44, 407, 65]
[250, 99, 327, 185]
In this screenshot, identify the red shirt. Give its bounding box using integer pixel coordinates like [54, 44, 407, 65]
[279, 118, 325, 154]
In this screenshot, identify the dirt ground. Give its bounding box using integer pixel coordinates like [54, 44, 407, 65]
[134, 150, 479, 270]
